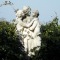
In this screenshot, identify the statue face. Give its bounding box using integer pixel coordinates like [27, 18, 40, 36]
[16, 10, 24, 18]
[32, 12, 36, 17]
[32, 10, 39, 17]
[23, 6, 31, 15]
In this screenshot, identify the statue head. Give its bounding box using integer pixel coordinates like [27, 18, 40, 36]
[32, 10, 39, 17]
[23, 6, 31, 16]
[16, 10, 24, 18]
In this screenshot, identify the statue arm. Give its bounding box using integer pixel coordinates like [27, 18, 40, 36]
[21, 19, 35, 28]
[25, 19, 35, 27]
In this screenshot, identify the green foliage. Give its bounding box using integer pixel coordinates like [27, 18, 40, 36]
[0, 1, 13, 7]
[0, 17, 60, 60]
[39, 17, 60, 60]
[0, 21, 27, 60]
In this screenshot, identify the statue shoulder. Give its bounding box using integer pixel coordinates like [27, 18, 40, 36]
[34, 17, 39, 20]
[32, 17, 39, 21]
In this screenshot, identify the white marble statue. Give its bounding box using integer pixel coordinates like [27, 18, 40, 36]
[15, 6, 41, 56]
[23, 10, 41, 56]
[15, 10, 24, 34]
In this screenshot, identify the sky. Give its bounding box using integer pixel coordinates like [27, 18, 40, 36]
[0, 0, 60, 24]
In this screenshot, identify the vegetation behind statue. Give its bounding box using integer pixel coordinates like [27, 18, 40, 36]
[0, 20, 28, 60]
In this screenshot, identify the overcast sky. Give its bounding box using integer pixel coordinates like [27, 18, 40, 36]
[0, 0, 60, 24]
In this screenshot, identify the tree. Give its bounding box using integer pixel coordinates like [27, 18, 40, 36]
[38, 17, 60, 60]
[0, 20, 27, 60]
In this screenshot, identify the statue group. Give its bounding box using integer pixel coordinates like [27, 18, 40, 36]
[15, 6, 41, 56]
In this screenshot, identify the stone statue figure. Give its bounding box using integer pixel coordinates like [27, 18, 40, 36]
[15, 6, 31, 34]
[15, 10, 24, 34]
[15, 6, 32, 45]
[23, 10, 41, 56]
[15, 6, 41, 56]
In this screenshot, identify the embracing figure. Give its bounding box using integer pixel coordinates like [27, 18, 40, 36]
[15, 6, 41, 56]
